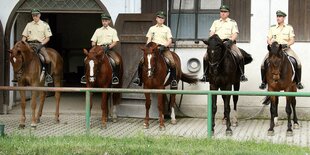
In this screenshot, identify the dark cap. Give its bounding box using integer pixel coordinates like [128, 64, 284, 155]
[156, 11, 166, 19]
[31, 8, 40, 14]
[276, 10, 286, 17]
[101, 13, 111, 20]
[220, 5, 230, 12]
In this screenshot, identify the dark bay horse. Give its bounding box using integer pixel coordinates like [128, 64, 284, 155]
[263, 42, 299, 136]
[141, 42, 198, 130]
[83, 45, 123, 128]
[202, 34, 252, 136]
[9, 41, 63, 128]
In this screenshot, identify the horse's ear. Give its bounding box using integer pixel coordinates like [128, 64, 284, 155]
[140, 46, 146, 51]
[8, 50, 12, 54]
[267, 44, 271, 52]
[83, 49, 88, 56]
[202, 39, 209, 45]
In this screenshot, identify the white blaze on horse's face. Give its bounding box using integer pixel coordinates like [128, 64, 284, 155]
[89, 60, 95, 82]
[13, 57, 17, 63]
[147, 54, 152, 77]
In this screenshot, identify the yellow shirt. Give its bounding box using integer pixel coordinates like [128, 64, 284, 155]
[146, 24, 173, 45]
[91, 26, 119, 45]
[22, 20, 52, 42]
[210, 18, 239, 40]
[267, 24, 295, 44]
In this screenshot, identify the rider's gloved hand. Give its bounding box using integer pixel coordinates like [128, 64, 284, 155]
[103, 45, 110, 54]
[223, 39, 233, 49]
[159, 45, 166, 52]
[281, 44, 288, 49]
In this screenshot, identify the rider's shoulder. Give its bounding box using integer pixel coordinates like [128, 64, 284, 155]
[270, 24, 276, 27]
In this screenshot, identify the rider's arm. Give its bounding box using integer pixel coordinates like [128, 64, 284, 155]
[287, 37, 295, 47]
[164, 38, 172, 47]
[146, 37, 152, 44]
[22, 36, 27, 42]
[209, 31, 215, 37]
[230, 33, 238, 41]
[41, 37, 50, 45]
[267, 37, 273, 45]
[109, 41, 118, 49]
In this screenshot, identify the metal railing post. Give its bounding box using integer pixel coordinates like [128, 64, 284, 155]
[207, 92, 213, 138]
[85, 90, 91, 135]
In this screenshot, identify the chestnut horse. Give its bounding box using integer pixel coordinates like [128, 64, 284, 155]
[9, 41, 63, 128]
[263, 42, 299, 136]
[141, 42, 198, 130]
[202, 34, 252, 136]
[83, 46, 123, 128]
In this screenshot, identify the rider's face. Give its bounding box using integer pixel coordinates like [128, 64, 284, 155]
[156, 16, 165, 25]
[220, 11, 229, 20]
[101, 19, 111, 27]
[32, 14, 40, 22]
[276, 16, 285, 24]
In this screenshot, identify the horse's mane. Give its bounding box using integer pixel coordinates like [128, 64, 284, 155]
[208, 34, 223, 44]
[146, 42, 157, 48]
[269, 41, 282, 56]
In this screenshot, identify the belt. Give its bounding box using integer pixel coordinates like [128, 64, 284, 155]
[27, 40, 41, 43]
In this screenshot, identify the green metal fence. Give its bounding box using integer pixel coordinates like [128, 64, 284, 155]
[1, 86, 310, 138]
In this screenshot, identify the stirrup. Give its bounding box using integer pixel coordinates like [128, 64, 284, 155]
[45, 74, 53, 83]
[80, 75, 86, 84]
[112, 77, 119, 85]
[170, 80, 178, 89]
[296, 82, 304, 90]
[11, 79, 18, 83]
[259, 83, 266, 90]
[240, 75, 248, 82]
[133, 78, 142, 86]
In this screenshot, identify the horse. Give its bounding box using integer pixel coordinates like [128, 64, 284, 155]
[202, 34, 252, 136]
[83, 45, 123, 129]
[8, 40, 63, 129]
[140, 42, 198, 130]
[263, 42, 299, 136]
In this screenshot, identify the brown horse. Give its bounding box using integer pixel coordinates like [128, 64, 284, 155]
[263, 42, 299, 136]
[83, 45, 123, 128]
[8, 41, 63, 128]
[140, 42, 198, 130]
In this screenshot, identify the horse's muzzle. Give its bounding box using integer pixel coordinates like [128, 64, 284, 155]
[89, 77, 95, 83]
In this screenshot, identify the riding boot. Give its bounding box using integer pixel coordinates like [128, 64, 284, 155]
[44, 63, 53, 83]
[295, 68, 304, 89]
[259, 68, 267, 89]
[112, 64, 120, 85]
[133, 63, 143, 86]
[200, 59, 209, 82]
[239, 59, 248, 82]
[170, 67, 178, 89]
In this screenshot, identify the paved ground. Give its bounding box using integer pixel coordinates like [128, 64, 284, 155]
[1, 93, 309, 147]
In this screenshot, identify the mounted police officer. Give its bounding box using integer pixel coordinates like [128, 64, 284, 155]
[259, 10, 303, 89]
[201, 5, 247, 82]
[14, 8, 53, 83]
[133, 11, 178, 88]
[80, 13, 121, 85]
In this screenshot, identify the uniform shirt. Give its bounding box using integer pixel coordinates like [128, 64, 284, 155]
[91, 26, 119, 45]
[267, 24, 295, 44]
[210, 18, 239, 40]
[146, 24, 173, 45]
[22, 20, 52, 42]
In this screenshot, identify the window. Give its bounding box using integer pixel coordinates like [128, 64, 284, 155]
[289, 0, 310, 42]
[169, 0, 251, 42]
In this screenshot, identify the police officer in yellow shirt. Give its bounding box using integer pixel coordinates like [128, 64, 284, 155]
[133, 11, 177, 88]
[201, 5, 247, 82]
[16, 8, 53, 83]
[259, 10, 303, 89]
[81, 13, 121, 85]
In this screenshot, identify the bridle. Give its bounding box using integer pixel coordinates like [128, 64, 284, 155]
[208, 44, 227, 74]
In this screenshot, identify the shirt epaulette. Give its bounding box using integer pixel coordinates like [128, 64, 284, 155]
[230, 19, 236, 22]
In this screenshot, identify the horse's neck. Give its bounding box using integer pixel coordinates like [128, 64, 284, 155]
[22, 50, 36, 64]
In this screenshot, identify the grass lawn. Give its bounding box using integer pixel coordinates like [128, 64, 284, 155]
[0, 133, 309, 155]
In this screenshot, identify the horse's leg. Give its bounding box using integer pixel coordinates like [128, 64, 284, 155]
[232, 82, 240, 127]
[158, 93, 165, 130]
[223, 86, 232, 136]
[111, 92, 121, 123]
[54, 76, 62, 124]
[144, 93, 151, 129]
[101, 92, 108, 129]
[19, 90, 26, 129]
[268, 96, 277, 136]
[286, 96, 293, 136]
[291, 97, 299, 129]
[30, 90, 39, 129]
[36, 91, 46, 123]
[170, 94, 177, 125]
[210, 85, 218, 134]
[221, 95, 227, 125]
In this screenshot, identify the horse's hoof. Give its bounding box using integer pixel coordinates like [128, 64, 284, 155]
[101, 124, 107, 129]
[36, 118, 41, 123]
[31, 124, 37, 130]
[222, 120, 226, 125]
[159, 126, 166, 131]
[286, 130, 293, 137]
[226, 130, 233, 136]
[267, 130, 275, 136]
[55, 119, 60, 124]
[18, 124, 25, 129]
[112, 118, 117, 123]
[293, 123, 300, 129]
[143, 123, 149, 129]
[171, 119, 177, 125]
[232, 122, 238, 127]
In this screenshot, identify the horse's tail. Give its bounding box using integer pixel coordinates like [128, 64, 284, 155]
[262, 96, 271, 105]
[181, 72, 198, 84]
[239, 48, 253, 65]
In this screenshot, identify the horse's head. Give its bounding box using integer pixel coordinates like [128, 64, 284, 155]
[8, 41, 32, 76]
[140, 42, 160, 77]
[267, 42, 284, 81]
[83, 46, 104, 83]
[203, 34, 227, 75]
